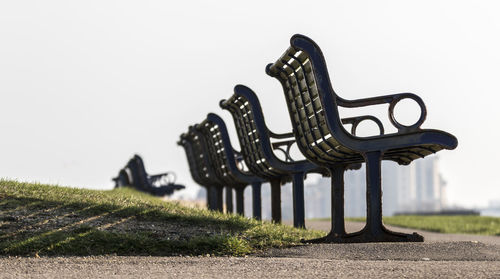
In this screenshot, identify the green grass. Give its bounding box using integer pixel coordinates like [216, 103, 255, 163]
[0, 179, 325, 256]
[344, 216, 500, 236]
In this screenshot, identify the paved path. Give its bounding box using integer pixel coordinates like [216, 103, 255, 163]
[1, 256, 498, 279]
[1, 221, 499, 278]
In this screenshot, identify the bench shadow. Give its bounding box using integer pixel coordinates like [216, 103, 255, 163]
[0, 196, 255, 256]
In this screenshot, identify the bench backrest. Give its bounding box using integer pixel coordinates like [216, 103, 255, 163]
[198, 113, 260, 186]
[220, 87, 286, 179]
[179, 128, 223, 187]
[266, 34, 357, 164]
[117, 169, 131, 186]
[198, 113, 241, 185]
[178, 136, 208, 186]
[127, 155, 150, 190]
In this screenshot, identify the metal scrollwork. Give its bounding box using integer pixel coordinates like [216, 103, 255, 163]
[388, 95, 427, 132]
[271, 139, 296, 162]
[342, 116, 385, 136]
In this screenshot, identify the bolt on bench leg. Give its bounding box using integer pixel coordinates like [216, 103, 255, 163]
[252, 182, 262, 220]
[270, 179, 282, 224]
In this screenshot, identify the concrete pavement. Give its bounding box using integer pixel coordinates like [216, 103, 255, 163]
[1, 221, 499, 278]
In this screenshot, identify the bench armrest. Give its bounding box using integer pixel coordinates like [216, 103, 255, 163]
[337, 93, 427, 132]
[337, 92, 420, 107]
[341, 115, 385, 136]
[150, 172, 176, 186]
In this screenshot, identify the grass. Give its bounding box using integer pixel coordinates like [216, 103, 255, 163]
[0, 179, 325, 256]
[343, 216, 500, 236]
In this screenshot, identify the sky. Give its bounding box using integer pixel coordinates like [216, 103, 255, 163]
[1, 1, 499, 208]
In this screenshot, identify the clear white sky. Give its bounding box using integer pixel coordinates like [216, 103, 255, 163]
[1, 1, 499, 207]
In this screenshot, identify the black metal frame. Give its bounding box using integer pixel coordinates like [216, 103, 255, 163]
[178, 131, 225, 212]
[220, 86, 328, 228]
[113, 169, 130, 188]
[266, 34, 458, 242]
[113, 154, 185, 197]
[197, 113, 266, 218]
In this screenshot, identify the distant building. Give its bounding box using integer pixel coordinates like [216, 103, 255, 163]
[318, 155, 447, 217]
[245, 155, 447, 220]
[388, 155, 447, 215]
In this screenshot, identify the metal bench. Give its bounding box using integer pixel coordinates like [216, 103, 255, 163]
[178, 128, 226, 212]
[124, 154, 185, 196]
[197, 113, 266, 218]
[113, 169, 130, 188]
[220, 87, 330, 228]
[266, 34, 458, 242]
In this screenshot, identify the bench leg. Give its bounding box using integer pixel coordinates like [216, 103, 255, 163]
[215, 186, 224, 213]
[225, 187, 233, 214]
[349, 151, 423, 242]
[251, 182, 262, 220]
[292, 172, 306, 229]
[306, 156, 423, 243]
[330, 165, 346, 236]
[235, 188, 245, 215]
[365, 151, 384, 236]
[206, 186, 215, 211]
[270, 179, 282, 224]
[304, 164, 349, 243]
[357, 151, 423, 242]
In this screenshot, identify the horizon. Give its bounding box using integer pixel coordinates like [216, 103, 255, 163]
[1, 0, 499, 208]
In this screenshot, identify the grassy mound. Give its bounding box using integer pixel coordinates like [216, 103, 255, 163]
[0, 179, 324, 256]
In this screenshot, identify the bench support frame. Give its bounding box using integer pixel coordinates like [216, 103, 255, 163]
[270, 179, 282, 224]
[292, 172, 306, 228]
[252, 182, 262, 220]
[306, 152, 423, 243]
[225, 187, 233, 214]
[235, 188, 245, 215]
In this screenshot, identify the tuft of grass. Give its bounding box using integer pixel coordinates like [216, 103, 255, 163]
[345, 215, 500, 236]
[0, 179, 324, 256]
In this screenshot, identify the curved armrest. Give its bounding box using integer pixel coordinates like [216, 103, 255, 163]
[150, 172, 176, 185]
[337, 93, 421, 108]
[338, 93, 427, 132]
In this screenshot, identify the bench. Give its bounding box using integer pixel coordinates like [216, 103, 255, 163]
[197, 113, 266, 218]
[114, 155, 185, 197]
[266, 34, 458, 242]
[220, 87, 330, 228]
[178, 128, 226, 212]
[113, 169, 130, 188]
